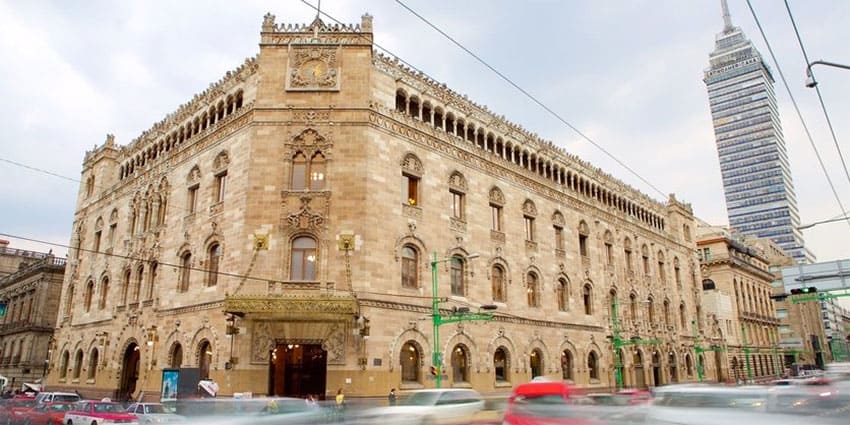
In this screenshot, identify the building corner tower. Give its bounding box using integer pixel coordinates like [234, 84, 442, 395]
[703, 0, 814, 263]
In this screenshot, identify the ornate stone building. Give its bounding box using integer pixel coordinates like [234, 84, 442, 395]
[697, 225, 784, 382]
[47, 14, 702, 399]
[0, 242, 65, 390]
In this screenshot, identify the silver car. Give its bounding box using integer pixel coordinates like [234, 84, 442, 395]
[350, 389, 485, 425]
[126, 403, 186, 424]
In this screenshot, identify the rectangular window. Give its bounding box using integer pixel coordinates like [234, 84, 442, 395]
[451, 190, 464, 220]
[524, 216, 535, 241]
[93, 231, 102, 253]
[776, 309, 788, 318]
[491, 204, 503, 231]
[554, 226, 564, 251]
[702, 247, 712, 261]
[214, 171, 227, 203]
[188, 185, 199, 213]
[403, 174, 419, 206]
[579, 234, 588, 257]
[309, 164, 325, 191]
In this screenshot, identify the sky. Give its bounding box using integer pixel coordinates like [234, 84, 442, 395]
[1, 0, 849, 263]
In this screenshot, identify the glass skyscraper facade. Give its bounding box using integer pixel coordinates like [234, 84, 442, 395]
[703, 1, 814, 263]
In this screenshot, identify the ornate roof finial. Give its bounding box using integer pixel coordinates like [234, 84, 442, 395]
[720, 0, 733, 32]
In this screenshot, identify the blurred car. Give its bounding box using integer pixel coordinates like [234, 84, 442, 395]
[2, 396, 37, 425]
[766, 384, 850, 418]
[64, 401, 139, 425]
[125, 403, 186, 424]
[350, 389, 485, 425]
[21, 402, 75, 425]
[503, 380, 643, 425]
[33, 392, 81, 406]
[647, 384, 844, 425]
[614, 389, 652, 405]
[176, 397, 328, 424]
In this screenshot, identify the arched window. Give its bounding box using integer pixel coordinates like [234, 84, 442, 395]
[583, 284, 593, 315]
[207, 243, 222, 286]
[59, 350, 70, 379]
[629, 293, 638, 323]
[557, 278, 569, 311]
[290, 152, 308, 190]
[663, 299, 671, 327]
[492, 265, 506, 303]
[73, 349, 84, 379]
[171, 343, 183, 368]
[647, 297, 655, 323]
[623, 238, 633, 273]
[451, 345, 469, 383]
[561, 350, 573, 380]
[65, 284, 75, 317]
[179, 252, 191, 292]
[148, 262, 158, 300]
[400, 342, 420, 383]
[310, 152, 326, 190]
[680, 303, 687, 329]
[99, 277, 109, 310]
[588, 351, 599, 380]
[641, 245, 650, 275]
[494, 347, 509, 382]
[401, 245, 418, 289]
[526, 272, 539, 307]
[84, 280, 94, 312]
[657, 251, 666, 282]
[87, 348, 99, 380]
[685, 354, 694, 377]
[134, 265, 144, 302]
[290, 236, 318, 281]
[198, 340, 212, 380]
[530, 349, 543, 378]
[450, 256, 465, 296]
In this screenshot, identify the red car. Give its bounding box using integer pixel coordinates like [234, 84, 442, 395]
[23, 402, 76, 425]
[64, 401, 138, 425]
[503, 380, 603, 425]
[2, 396, 37, 425]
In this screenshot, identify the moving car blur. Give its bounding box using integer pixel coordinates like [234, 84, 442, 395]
[347, 388, 485, 425]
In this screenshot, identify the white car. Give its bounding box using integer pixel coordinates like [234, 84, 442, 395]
[126, 403, 186, 424]
[350, 389, 485, 425]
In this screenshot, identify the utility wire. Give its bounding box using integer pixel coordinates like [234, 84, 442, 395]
[300, 0, 666, 199]
[393, 0, 666, 199]
[744, 0, 850, 229]
[783, 0, 850, 192]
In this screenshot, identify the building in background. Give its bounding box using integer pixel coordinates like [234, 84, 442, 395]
[703, 0, 813, 263]
[781, 260, 850, 369]
[0, 241, 65, 390]
[697, 224, 783, 382]
[47, 13, 703, 399]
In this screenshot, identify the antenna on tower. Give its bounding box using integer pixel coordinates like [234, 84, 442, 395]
[720, 0, 733, 32]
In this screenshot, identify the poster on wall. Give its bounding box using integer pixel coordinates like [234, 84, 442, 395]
[161, 369, 179, 401]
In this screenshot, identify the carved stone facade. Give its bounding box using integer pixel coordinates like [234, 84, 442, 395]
[48, 13, 702, 399]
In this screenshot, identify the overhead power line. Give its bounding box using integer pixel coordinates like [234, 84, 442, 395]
[391, 0, 667, 199]
[783, 0, 850, 191]
[744, 0, 850, 229]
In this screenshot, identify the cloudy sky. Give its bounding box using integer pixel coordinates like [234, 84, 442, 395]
[1, 0, 849, 262]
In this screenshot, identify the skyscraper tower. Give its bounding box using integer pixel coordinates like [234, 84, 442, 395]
[704, 0, 814, 263]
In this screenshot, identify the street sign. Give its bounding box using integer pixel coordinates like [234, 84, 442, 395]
[779, 338, 804, 349]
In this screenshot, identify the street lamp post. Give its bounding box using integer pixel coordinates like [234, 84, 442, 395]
[430, 252, 494, 388]
[609, 299, 659, 390]
[805, 60, 850, 88]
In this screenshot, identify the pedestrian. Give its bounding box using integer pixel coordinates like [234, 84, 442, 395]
[388, 388, 396, 406]
[335, 388, 345, 407]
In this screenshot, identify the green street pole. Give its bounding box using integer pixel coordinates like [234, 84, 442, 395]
[431, 252, 442, 388]
[611, 298, 624, 390]
[693, 320, 704, 382]
[741, 323, 753, 382]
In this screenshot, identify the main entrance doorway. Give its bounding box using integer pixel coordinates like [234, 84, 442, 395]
[269, 343, 327, 398]
[118, 342, 140, 401]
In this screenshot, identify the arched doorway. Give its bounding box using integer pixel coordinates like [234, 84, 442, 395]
[529, 349, 543, 379]
[714, 350, 725, 382]
[118, 342, 141, 401]
[268, 342, 327, 398]
[668, 352, 678, 383]
[651, 351, 661, 387]
[561, 350, 573, 381]
[451, 345, 469, 384]
[633, 350, 646, 388]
